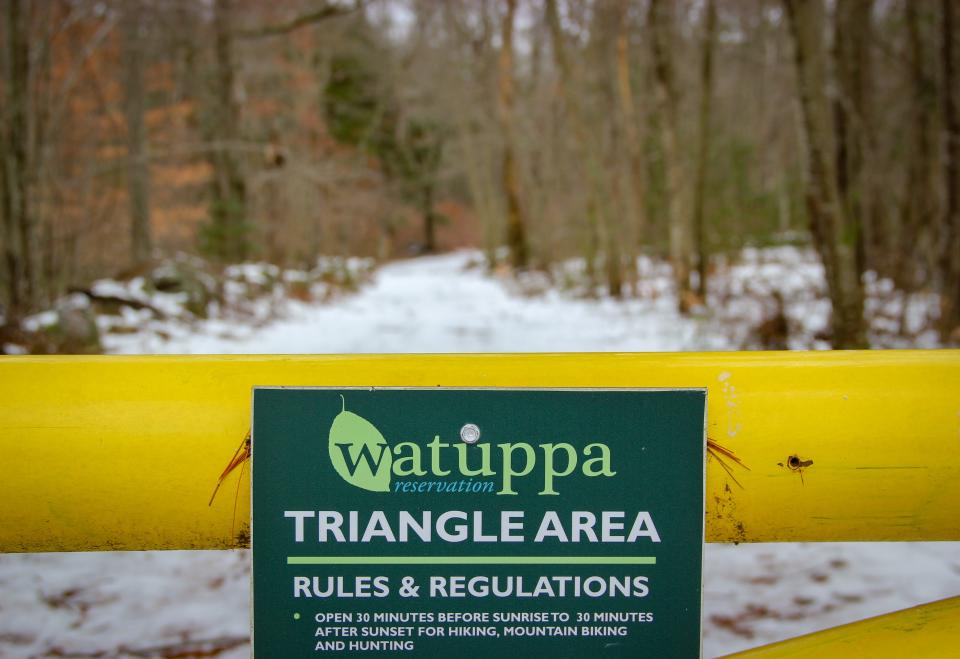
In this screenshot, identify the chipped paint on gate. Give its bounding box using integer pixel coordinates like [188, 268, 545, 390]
[718, 370, 743, 439]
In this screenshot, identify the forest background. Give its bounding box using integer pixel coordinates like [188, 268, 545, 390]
[1, 0, 959, 351]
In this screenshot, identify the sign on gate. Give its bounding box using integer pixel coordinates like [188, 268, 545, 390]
[252, 387, 706, 657]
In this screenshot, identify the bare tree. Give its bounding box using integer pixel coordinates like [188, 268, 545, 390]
[614, 0, 647, 294]
[122, 0, 152, 266]
[546, 0, 623, 296]
[693, 0, 717, 300]
[440, 2, 502, 267]
[497, 0, 529, 269]
[203, 0, 249, 262]
[833, 0, 874, 271]
[1, 0, 35, 319]
[649, 0, 694, 311]
[900, 0, 937, 294]
[784, 0, 867, 348]
[941, 0, 960, 340]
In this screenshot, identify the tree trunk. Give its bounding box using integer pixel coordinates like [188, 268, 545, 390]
[458, 123, 499, 267]
[122, 0, 153, 267]
[941, 0, 960, 341]
[904, 2, 937, 282]
[595, 4, 624, 298]
[784, 0, 867, 348]
[497, 0, 529, 270]
[692, 0, 717, 299]
[1, 0, 34, 319]
[614, 0, 645, 295]
[0, 113, 15, 319]
[207, 0, 248, 262]
[440, 1, 501, 269]
[648, 0, 694, 312]
[547, 0, 622, 297]
[422, 187, 436, 253]
[832, 0, 874, 275]
[899, 1, 937, 295]
[548, 0, 602, 286]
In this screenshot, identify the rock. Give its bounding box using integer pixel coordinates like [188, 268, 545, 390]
[55, 294, 101, 353]
[743, 291, 789, 350]
[148, 260, 218, 318]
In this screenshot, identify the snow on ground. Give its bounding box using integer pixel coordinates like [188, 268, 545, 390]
[705, 247, 942, 350]
[104, 252, 699, 355]
[1, 250, 957, 658]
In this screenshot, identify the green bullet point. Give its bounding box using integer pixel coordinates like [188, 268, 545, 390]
[293, 612, 301, 620]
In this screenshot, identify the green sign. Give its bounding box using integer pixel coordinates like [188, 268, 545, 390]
[252, 388, 706, 657]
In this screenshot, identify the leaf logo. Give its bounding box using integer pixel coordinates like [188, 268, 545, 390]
[328, 396, 392, 492]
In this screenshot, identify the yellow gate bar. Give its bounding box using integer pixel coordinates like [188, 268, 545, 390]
[0, 351, 958, 552]
[724, 595, 960, 657]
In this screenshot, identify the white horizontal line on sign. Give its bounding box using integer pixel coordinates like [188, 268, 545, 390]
[286, 556, 657, 565]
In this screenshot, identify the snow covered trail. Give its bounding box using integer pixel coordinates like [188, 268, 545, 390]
[108, 252, 702, 354]
[2, 251, 958, 658]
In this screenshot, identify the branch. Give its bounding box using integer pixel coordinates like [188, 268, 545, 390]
[234, 3, 359, 40]
[67, 287, 165, 318]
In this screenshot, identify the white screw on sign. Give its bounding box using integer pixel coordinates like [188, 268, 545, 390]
[460, 423, 481, 445]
